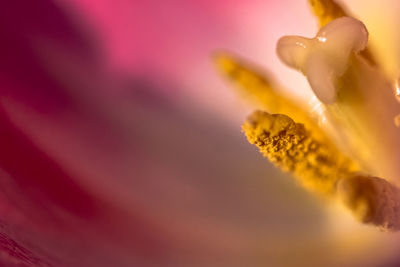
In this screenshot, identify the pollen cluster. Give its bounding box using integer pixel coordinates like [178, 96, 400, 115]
[242, 110, 357, 195]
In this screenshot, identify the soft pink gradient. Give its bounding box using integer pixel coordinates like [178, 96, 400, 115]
[0, 0, 399, 266]
[59, 0, 318, 121]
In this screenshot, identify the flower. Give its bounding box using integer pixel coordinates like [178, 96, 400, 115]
[1, 0, 400, 267]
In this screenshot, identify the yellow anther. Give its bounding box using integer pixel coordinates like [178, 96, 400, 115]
[214, 52, 329, 142]
[308, 0, 347, 27]
[242, 110, 358, 195]
[214, 52, 291, 112]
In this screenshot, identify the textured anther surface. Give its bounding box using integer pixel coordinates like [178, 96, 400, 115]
[242, 110, 357, 195]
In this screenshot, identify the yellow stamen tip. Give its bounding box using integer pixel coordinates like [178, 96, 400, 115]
[242, 110, 357, 195]
[308, 0, 347, 27]
[213, 52, 276, 102]
[214, 52, 330, 142]
[213, 52, 238, 76]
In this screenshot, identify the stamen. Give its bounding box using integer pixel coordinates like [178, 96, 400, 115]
[214, 52, 329, 141]
[277, 17, 368, 104]
[337, 175, 400, 231]
[214, 52, 286, 111]
[308, 0, 346, 27]
[243, 111, 400, 230]
[242, 110, 358, 195]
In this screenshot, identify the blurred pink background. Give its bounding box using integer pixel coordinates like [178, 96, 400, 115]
[0, 0, 400, 266]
